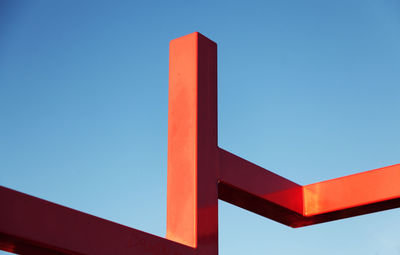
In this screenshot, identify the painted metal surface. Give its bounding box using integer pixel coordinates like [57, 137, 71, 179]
[1, 32, 399, 254]
[0, 186, 195, 255]
[167, 32, 218, 254]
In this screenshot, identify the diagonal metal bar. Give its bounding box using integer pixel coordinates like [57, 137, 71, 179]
[0, 186, 194, 255]
[217, 148, 304, 227]
[217, 149, 400, 227]
[298, 163, 400, 226]
[304, 163, 400, 216]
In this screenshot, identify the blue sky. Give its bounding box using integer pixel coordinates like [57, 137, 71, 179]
[1, 1, 399, 254]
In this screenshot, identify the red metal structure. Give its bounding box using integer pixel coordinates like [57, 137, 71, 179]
[1, 32, 399, 255]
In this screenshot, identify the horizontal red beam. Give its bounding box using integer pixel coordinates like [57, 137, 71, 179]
[218, 148, 400, 227]
[0, 186, 194, 255]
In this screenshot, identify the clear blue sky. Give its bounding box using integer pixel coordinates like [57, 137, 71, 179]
[1, 1, 399, 254]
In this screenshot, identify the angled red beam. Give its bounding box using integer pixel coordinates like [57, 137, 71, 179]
[304, 163, 400, 216]
[298, 163, 400, 226]
[218, 149, 400, 227]
[217, 148, 304, 227]
[0, 186, 194, 255]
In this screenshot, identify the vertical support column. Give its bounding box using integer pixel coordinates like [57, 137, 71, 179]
[167, 32, 218, 254]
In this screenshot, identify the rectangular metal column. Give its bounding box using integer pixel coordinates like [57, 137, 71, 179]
[167, 32, 219, 255]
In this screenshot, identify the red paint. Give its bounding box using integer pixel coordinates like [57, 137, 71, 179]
[0, 186, 195, 255]
[167, 32, 218, 254]
[303, 164, 400, 216]
[1, 32, 399, 254]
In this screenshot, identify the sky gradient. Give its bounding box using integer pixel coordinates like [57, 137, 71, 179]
[1, 1, 400, 254]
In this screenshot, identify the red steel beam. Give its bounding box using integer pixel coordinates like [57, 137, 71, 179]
[304, 163, 400, 216]
[217, 149, 400, 227]
[0, 186, 194, 255]
[217, 148, 304, 227]
[1, 32, 399, 254]
[299, 164, 400, 226]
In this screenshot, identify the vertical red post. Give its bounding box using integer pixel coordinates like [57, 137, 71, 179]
[167, 32, 218, 254]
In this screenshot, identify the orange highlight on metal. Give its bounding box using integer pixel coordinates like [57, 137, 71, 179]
[1, 32, 399, 255]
